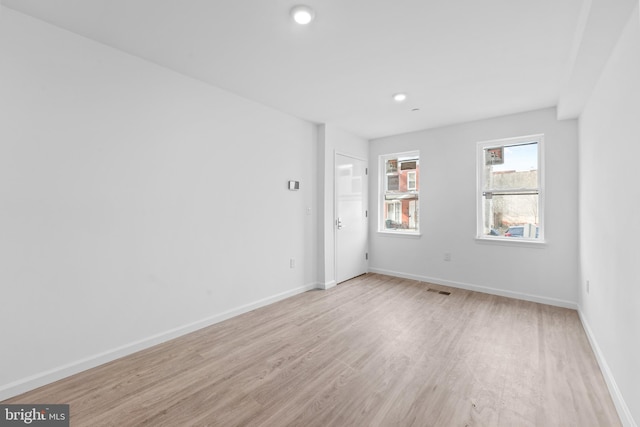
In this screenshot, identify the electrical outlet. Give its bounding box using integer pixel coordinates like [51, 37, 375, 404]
[290, 258, 296, 269]
[586, 280, 590, 294]
[444, 252, 451, 262]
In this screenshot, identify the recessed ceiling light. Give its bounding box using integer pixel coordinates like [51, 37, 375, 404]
[393, 93, 407, 102]
[291, 5, 315, 25]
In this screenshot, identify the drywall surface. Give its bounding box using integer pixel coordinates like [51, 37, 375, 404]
[579, 7, 640, 425]
[369, 108, 579, 306]
[0, 7, 317, 397]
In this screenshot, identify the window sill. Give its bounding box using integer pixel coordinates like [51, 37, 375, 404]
[378, 230, 422, 238]
[475, 236, 547, 248]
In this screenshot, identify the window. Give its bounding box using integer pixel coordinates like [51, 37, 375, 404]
[407, 171, 417, 190]
[380, 151, 419, 233]
[477, 135, 544, 241]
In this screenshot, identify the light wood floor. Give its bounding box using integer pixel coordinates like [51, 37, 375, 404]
[4, 273, 620, 426]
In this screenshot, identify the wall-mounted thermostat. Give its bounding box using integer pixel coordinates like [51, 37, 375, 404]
[288, 180, 300, 191]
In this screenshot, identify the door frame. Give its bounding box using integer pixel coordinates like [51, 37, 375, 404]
[334, 151, 368, 284]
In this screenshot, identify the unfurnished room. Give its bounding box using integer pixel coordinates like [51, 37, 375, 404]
[0, 1, 638, 426]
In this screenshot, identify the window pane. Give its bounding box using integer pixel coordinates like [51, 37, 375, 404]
[384, 197, 418, 230]
[483, 143, 538, 191]
[482, 194, 539, 237]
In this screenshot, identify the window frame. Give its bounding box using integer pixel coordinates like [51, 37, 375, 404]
[379, 150, 420, 235]
[407, 171, 417, 191]
[476, 134, 545, 243]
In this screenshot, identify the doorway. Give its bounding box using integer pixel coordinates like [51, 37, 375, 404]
[335, 153, 368, 284]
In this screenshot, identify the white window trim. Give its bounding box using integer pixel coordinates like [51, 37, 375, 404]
[476, 134, 545, 243]
[379, 150, 421, 235]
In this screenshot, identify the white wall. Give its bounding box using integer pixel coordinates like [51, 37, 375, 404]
[0, 7, 317, 399]
[369, 108, 579, 307]
[317, 124, 368, 288]
[578, 5, 640, 426]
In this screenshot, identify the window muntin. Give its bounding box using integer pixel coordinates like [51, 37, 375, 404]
[380, 151, 419, 233]
[477, 136, 544, 241]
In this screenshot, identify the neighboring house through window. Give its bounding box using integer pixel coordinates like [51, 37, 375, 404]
[380, 151, 419, 233]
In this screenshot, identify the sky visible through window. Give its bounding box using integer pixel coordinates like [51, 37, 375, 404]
[491, 143, 537, 172]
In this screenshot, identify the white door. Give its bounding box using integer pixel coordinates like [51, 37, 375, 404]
[335, 154, 367, 283]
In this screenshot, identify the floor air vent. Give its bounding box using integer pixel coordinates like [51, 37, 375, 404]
[427, 288, 451, 295]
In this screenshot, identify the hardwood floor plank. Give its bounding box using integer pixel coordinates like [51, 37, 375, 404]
[3, 274, 621, 426]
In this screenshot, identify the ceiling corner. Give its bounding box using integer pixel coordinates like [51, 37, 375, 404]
[557, 0, 638, 120]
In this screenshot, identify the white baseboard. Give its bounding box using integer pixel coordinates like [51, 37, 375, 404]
[316, 280, 336, 290]
[368, 267, 634, 425]
[578, 309, 637, 427]
[368, 267, 578, 310]
[0, 282, 318, 402]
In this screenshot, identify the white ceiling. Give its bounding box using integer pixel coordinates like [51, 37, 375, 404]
[2, 0, 587, 139]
